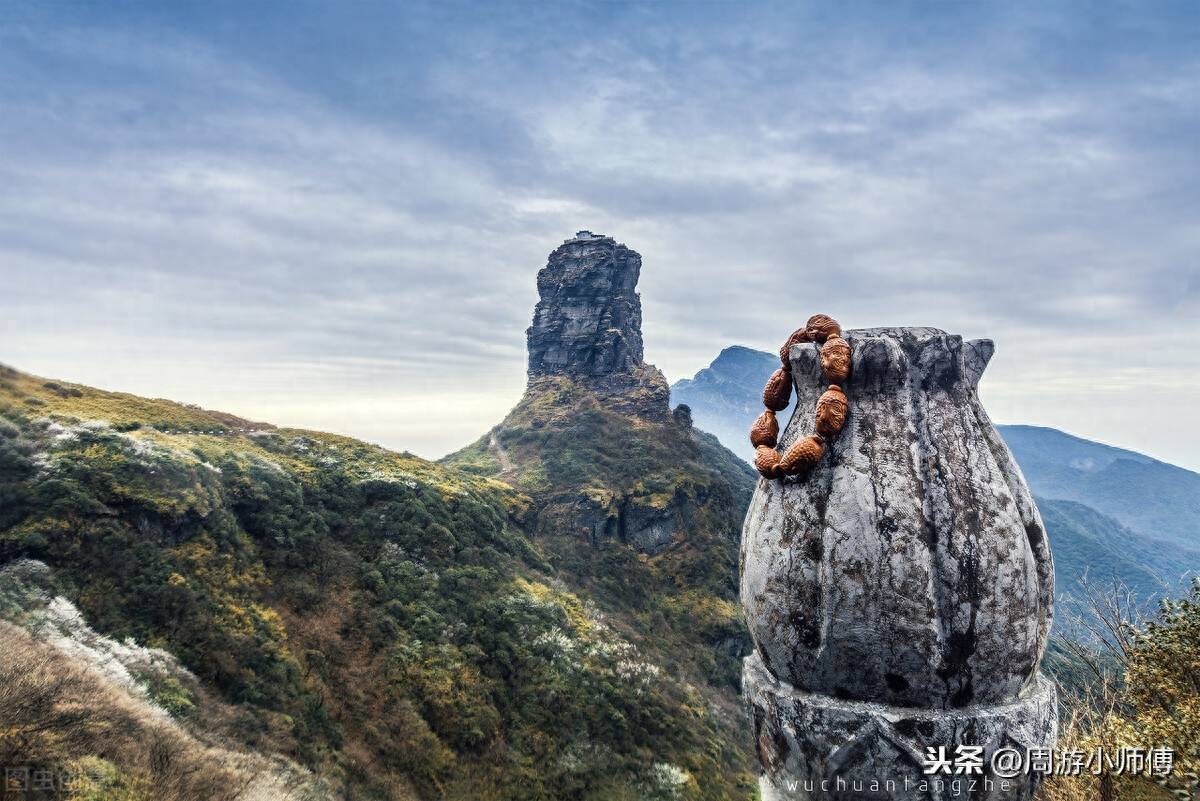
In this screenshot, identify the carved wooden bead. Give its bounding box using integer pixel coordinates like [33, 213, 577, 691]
[762, 368, 792, 411]
[779, 435, 824, 475]
[805, 314, 842, 343]
[820, 335, 851, 384]
[755, 445, 782, 479]
[750, 409, 780, 448]
[779, 327, 813, 367]
[815, 384, 849, 438]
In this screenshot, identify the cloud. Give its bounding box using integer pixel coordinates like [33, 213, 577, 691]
[0, 1, 1197, 468]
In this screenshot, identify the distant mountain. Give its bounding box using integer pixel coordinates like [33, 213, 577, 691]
[1038, 498, 1198, 605]
[671, 344, 1200, 605]
[669, 346, 778, 464]
[999, 425, 1200, 551]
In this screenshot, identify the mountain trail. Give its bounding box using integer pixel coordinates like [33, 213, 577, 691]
[490, 432, 514, 472]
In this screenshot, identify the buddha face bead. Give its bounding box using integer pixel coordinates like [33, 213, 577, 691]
[820, 335, 851, 384]
[779, 327, 813, 367]
[815, 384, 848, 438]
[750, 409, 780, 448]
[762, 368, 793, 412]
[804, 314, 842, 343]
[755, 445, 783, 478]
[779, 435, 824, 475]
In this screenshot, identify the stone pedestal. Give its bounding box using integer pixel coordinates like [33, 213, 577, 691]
[746, 652, 1057, 800]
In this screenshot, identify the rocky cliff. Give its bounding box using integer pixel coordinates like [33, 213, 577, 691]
[450, 231, 750, 555]
[526, 232, 670, 420]
[528, 232, 644, 381]
[444, 232, 756, 708]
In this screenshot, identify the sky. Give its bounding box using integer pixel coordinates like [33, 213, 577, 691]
[1, 1, 1198, 470]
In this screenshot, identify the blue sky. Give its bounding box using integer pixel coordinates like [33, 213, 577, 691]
[1, 1, 1198, 469]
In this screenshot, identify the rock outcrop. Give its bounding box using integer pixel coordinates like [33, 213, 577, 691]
[741, 327, 1057, 800]
[527, 232, 669, 420]
[442, 233, 758, 772]
[446, 231, 755, 563]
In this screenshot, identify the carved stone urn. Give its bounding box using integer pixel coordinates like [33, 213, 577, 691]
[741, 328, 1057, 800]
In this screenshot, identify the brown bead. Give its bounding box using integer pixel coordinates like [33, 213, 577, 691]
[804, 314, 842, 343]
[815, 385, 849, 438]
[754, 445, 782, 479]
[779, 435, 824, 475]
[820, 335, 851, 384]
[762, 367, 792, 411]
[750, 409, 780, 448]
[778, 327, 813, 367]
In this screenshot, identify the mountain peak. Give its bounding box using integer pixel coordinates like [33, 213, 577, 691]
[525, 232, 668, 419]
[527, 232, 644, 382]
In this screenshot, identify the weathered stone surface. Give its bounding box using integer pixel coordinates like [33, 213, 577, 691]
[537, 493, 679, 555]
[740, 327, 1057, 797]
[742, 327, 1053, 708]
[624, 502, 677, 554]
[746, 653, 1057, 801]
[672, 403, 694, 429]
[526, 232, 670, 420]
[528, 232, 644, 383]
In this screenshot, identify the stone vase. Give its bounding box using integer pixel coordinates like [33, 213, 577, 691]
[740, 327, 1057, 800]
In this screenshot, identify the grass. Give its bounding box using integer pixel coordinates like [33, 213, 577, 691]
[0, 621, 318, 801]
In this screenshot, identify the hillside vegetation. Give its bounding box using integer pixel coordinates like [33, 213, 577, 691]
[444, 376, 756, 693]
[0, 365, 752, 801]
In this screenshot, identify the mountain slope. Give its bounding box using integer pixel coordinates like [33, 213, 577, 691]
[444, 375, 755, 685]
[0, 559, 322, 801]
[1037, 498, 1197, 604]
[670, 344, 1200, 606]
[442, 233, 758, 797]
[0, 363, 749, 801]
[999, 424, 1200, 550]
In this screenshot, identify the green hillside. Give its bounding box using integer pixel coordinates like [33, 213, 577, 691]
[444, 375, 756, 696]
[0, 364, 753, 801]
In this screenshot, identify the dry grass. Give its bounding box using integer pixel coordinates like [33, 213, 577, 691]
[1037, 574, 1189, 801]
[0, 621, 315, 801]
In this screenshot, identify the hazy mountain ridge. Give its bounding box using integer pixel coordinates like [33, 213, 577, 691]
[669, 346, 777, 464]
[999, 424, 1200, 550]
[1038, 498, 1198, 604]
[671, 344, 1200, 605]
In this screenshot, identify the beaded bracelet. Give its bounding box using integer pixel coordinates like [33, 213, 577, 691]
[751, 314, 850, 479]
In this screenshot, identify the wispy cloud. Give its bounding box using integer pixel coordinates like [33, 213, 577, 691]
[1, 1, 1197, 467]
